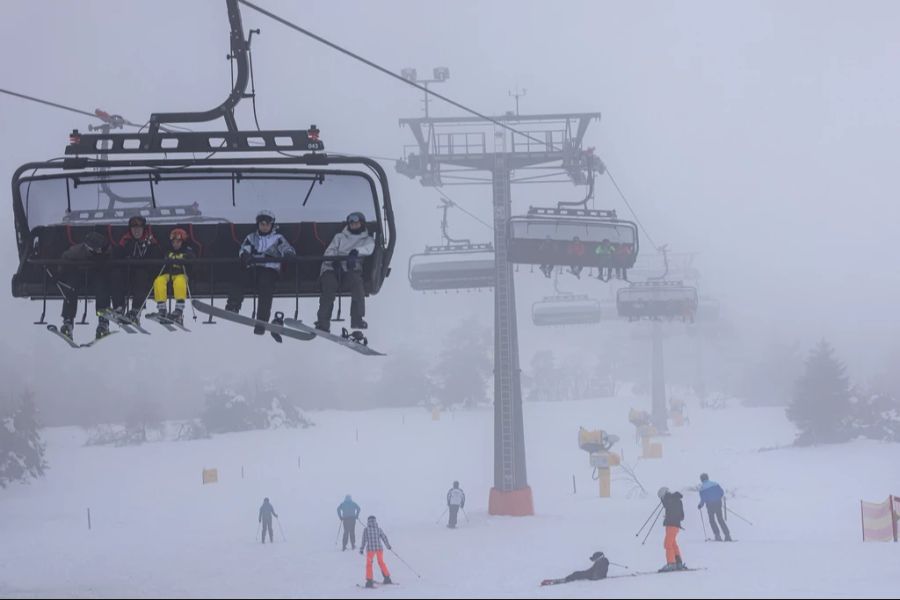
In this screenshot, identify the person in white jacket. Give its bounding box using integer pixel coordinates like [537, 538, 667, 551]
[225, 209, 296, 341]
[315, 211, 375, 332]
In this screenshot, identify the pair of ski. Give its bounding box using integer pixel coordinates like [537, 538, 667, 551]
[540, 567, 706, 586]
[356, 582, 399, 589]
[145, 312, 191, 332]
[96, 309, 151, 335]
[46, 325, 118, 349]
[191, 300, 384, 356]
[46, 307, 144, 348]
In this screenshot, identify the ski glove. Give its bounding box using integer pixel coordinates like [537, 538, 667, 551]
[697, 503, 703, 510]
[347, 249, 359, 271]
[387, 545, 392, 550]
[359, 549, 364, 555]
[240, 252, 252, 268]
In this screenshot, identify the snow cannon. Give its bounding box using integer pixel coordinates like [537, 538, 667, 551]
[578, 428, 621, 497]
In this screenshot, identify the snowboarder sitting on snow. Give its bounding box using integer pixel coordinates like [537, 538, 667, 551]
[151, 228, 195, 325]
[540, 551, 609, 586]
[697, 473, 731, 542]
[259, 497, 278, 544]
[315, 211, 375, 333]
[225, 210, 296, 341]
[567, 551, 610, 583]
[57, 231, 121, 340]
[446, 481, 466, 528]
[658, 487, 687, 572]
[337, 494, 361, 551]
[359, 515, 392, 588]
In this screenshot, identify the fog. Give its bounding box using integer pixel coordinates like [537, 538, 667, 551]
[1, 0, 899, 425]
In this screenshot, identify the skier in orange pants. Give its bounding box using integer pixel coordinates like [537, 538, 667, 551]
[658, 487, 687, 572]
[359, 515, 393, 588]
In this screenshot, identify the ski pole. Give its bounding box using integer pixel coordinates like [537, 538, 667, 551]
[276, 516, 287, 541]
[435, 508, 448, 525]
[462, 507, 470, 523]
[725, 507, 754, 526]
[641, 505, 664, 545]
[609, 561, 630, 570]
[635, 502, 663, 537]
[388, 547, 422, 579]
[256, 521, 261, 542]
[699, 507, 708, 540]
[335, 521, 343, 546]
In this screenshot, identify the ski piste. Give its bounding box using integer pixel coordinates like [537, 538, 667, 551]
[97, 309, 151, 335]
[283, 318, 385, 356]
[191, 300, 316, 342]
[145, 312, 191, 332]
[46, 325, 118, 349]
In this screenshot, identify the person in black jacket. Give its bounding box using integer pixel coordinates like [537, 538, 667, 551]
[658, 487, 687, 572]
[57, 231, 122, 340]
[259, 497, 278, 544]
[114, 215, 161, 322]
[540, 551, 610, 586]
[565, 551, 610, 582]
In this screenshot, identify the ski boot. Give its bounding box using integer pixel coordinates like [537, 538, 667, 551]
[658, 563, 677, 573]
[350, 317, 368, 330]
[724, 534, 732, 542]
[382, 576, 392, 585]
[253, 324, 266, 336]
[675, 556, 688, 570]
[60, 318, 74, 340]
[713, 534, 722, 542]
[314, 320, 330, 333]
[270, 312, 284, 343]
[95, 317, 110, 340]
[364, 579, 375, 589]
[170, 307, 184, 325]
[125, 308, 141, 324]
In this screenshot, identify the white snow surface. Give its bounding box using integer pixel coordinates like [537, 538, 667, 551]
[1, 393, 899, 598]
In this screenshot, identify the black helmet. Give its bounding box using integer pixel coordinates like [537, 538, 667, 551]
[84, 231, 107, 253]
[128, 215, 147, 228]
[453, 481, 459, 488]
[256, 209, 276, 225]
[347, 211, 366, 228]
[589, 551, 605, 561]
[367, 515, 376, 523]
[700, 473, 709, 482]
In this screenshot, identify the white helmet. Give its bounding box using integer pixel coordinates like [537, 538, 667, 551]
[657, 486, 669, 500]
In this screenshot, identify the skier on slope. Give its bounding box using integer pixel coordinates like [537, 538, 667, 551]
[359, 515, 393, 588]
[540, 551, 610, 586]
[658, 487, 688, 572]
[337, 494, 361, 551]
[446, 481, 466, 529]
[697, 473, 732, 542]
[259, 497, 278, 544]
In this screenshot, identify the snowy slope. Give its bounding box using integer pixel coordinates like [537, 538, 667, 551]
[1, 392, 899, 598]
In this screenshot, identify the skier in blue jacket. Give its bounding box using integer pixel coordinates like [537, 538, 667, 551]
[337, 494, 361, 551]
[697, 473, 731, 541]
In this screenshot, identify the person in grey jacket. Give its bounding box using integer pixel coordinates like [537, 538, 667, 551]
[315, 211, 375, 332]
[225, 210, 296, 341]
[259, 497, 278, 544]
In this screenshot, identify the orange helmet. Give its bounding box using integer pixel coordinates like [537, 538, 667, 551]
[169, 228, 188, 242]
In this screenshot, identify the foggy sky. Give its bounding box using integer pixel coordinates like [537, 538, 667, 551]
[1, 1, 898, 423]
